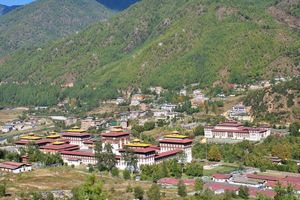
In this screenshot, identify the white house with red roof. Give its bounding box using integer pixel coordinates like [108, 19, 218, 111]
[0, 161, 32, 173]
[204, 121, 271, 141]
[212, 173, 232, 183]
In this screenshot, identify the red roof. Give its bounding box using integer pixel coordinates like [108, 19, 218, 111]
[60, 150, 95, 157]
[101, 131, 129, 137]
[205, 182, 239, 192]
[83, 140, 94, 144]
[283, 176, 300, 184]
[40, 144, 79, 151]
[248, 188, 276, 198]
[61, 132, 91, 138]
[119, 147, 156, 154]
[0, 161, 30, 170]
[15, 139, 53, 146]
[212, 173, 232, 180]
[246, 174, 282, 182]
[155, 149, 181, 160]
[159, 138, 193, 144]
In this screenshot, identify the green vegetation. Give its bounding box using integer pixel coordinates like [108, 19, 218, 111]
[1, 0, 300, 109]
[244, 77, 300, 123]
[133, 186, 144, 200]
[177, 180, 187, 197]
[72, 173, 107, 200]
[193, 135, 300, 173]
[0, 0, 112, 57]
[147, 183, 161, 200]
[0, 184, 5, 198]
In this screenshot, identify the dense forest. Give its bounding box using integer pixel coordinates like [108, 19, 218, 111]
[0, 0, 300, 108]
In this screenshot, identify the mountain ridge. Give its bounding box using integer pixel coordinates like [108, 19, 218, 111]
[0, 0, 113, 57]
[0, 0, 300, 109]
[0, 4, 20, 15]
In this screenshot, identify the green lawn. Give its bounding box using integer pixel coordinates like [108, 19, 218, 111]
[203, 165, 238, 176]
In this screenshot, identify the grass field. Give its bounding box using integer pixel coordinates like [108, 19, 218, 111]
[1, 166, 185, 200]
[0, 108, 26, 123]
[203, 165, 238, 176]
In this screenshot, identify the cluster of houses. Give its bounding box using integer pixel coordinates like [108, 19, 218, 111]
[228, 104, 252, 122]
[6, 127, 193, 172]
[0, 118, 47, 133]
[206, 172, 300, 198]
[204, 121, 271, 142]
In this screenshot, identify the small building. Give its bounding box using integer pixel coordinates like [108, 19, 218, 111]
[0, 161, 32, 173]
[212, 173, 232, 183]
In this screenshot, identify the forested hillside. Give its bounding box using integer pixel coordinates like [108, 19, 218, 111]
[244, 77, 300, 123]
[0, 0, 112, 57]
[0, 4, 20, 15]
[0, 0, 300, 109]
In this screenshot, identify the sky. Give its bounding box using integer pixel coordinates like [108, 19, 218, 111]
[0, 0, 34, 6]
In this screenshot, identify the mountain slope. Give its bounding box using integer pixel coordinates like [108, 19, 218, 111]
[1, 0, 300, 108]
[0, 4, 20, 15]
[0, 0, 112, 57]
[244, 77, 300, 123]
[97, 0, 140, 10]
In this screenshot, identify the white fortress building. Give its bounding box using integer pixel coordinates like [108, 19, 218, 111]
[204, 121, 271, 142]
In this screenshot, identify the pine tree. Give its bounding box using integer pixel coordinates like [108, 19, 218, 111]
[208, 145, 221, 161]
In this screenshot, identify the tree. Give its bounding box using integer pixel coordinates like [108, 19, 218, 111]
[177, 180, 187, 197]
[103, 143, 117, 172]
[134, 186, 144, 200]
[0, 184, 5, 197]
[147, 183, 161, 200]
[123, 146, 138, 173]
[272, 144, 291, 160]
[72, 173, 107, 200]
[290, 122, 300, 136]
[123, 169, 131, 180]
[194, 178, 203, 193]
[238, 186, 249, 199]
[46, 192, 54, 200]
[185, 162, 203, 177]
[193, 125, 204, 136]
[111, 167, 119, 177]
[208, 145, 221, 161]
[274, 183, 297, 200]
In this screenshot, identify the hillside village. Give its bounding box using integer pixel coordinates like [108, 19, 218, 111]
[0, 76, 300, 200]
[0, 0, 300, 200]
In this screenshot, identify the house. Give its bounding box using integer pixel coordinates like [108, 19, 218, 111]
[0, 161, 32, 173]
[212, 173, 232, 183]
[161, 104, 177, 112]
[204, 182, 239, 195]
[116, 97, 125, 105]
[204, 121, 271, 141]
[179, 89, 187, 96]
